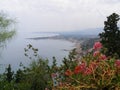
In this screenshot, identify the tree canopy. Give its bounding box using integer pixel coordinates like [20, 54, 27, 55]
[0, 12, 16, 48]
[99, 13, 120, 58]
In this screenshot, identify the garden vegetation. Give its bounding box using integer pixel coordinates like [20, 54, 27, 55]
[0, 13, 120, 90]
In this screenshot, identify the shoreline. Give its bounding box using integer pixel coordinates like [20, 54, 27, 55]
[26, 35, 83, 58]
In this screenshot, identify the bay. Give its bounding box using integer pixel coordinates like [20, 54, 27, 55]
[0, 32, 75, 72]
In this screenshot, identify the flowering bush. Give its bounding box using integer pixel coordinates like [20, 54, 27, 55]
[57, 42, 120, 90]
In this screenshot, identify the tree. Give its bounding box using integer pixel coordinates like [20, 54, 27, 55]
[15, 69, 24, 83]
[0, 12, 15, 48]
[4, 64, 14, 83]
[99, 13, 120, 58]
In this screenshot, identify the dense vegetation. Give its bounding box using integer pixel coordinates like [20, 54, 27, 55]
[0, 13, 120, 90]
[99, 13, 120, 58]
[0, 44, 77, 90]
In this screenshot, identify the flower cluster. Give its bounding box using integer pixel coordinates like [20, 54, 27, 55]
[65, 42, 106, 76]
[93, 42, 102, 50]
[62, 42, 120, 89]
[65, 61, 98, 76]
[93, 42, 107, 61]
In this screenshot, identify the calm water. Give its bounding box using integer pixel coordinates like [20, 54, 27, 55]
[0, 32, 75, 72]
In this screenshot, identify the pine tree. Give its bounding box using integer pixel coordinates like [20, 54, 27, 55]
[99, 13, 120, 58]
[5, 64, 14, 83]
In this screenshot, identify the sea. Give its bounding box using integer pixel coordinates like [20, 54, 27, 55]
[0, 32, 75, 72]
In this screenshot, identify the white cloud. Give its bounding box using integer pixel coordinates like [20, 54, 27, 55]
[0, 0, 120, 32]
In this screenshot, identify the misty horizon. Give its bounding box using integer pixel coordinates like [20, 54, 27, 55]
[0, 0, 120, 32]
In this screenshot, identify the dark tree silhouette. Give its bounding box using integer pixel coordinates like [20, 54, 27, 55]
[99, 13, 120, 58]
[5, 64, 14, 83]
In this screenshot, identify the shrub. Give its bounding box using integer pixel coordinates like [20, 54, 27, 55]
[57, 42, 120, 90]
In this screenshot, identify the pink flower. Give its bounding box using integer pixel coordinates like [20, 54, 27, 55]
[115, 60, 120, 68]
[99, 54, 107, 60]
[74, 62, 86, 74]
[93, 51, 100, 57]
[83, 67, 92, 75]
[93, 42, 102, 50]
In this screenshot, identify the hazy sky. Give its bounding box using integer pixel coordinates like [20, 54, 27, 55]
[0, 0, 120, 32]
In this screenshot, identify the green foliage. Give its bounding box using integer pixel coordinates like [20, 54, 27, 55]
[4, 64, 14, 83]
[15, 69, 24, 83]
[23, 44, 53, 90]
[14, 45, 78, 90]
[51, 56, 58, 73]
[0, 30, 15, 42]
[0, 81, 15, 90]
[58, 42, 120, 90]
[1, 13, 120, 90]
[0, 12, 16, 48]
[0, 44, 54, 90]
[60, 48, 78, 84]
[26, 59, 51, 90]
[99, 13, 120, 58]
[1, 42, 120, 89]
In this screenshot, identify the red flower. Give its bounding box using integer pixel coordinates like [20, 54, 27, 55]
[65, 69, 73, 76]
[93, 42, 102, 50]
[99, 54, 107, 60]
[115, 60, 120, 68]
[93, 51, 100, 57]
[83, 67, 92, 75]
[74, 62, 86, 74]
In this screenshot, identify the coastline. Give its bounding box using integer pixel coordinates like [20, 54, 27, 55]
[26, 35, 83, 59]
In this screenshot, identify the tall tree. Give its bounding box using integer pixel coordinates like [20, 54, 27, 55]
[4, 64, 14, 83]
[99, 13, 120, 58]
[0, 12, 15, 48]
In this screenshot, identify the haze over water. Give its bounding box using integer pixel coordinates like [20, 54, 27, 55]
[0, 32, 75, 72]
